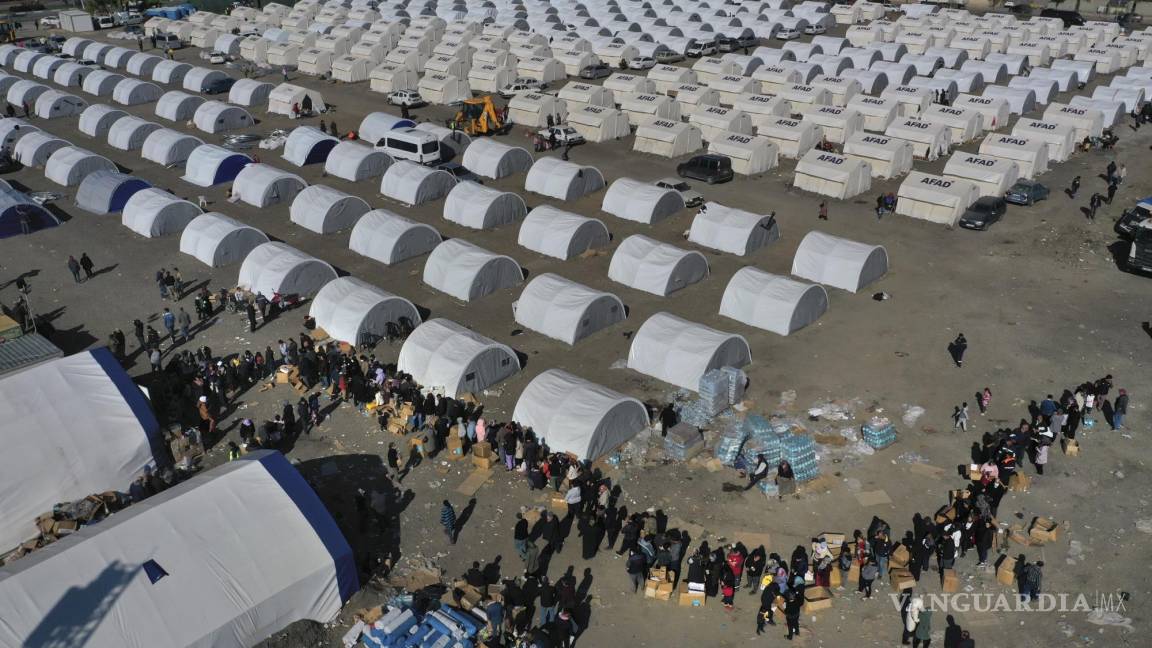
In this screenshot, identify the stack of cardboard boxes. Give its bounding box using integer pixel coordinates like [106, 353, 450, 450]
[677, 581, 706, 607]
[889, 544, 915, 589]
[472, 444, 496, 469]
[1028, 517, 1061, 544]
[644, 566, 675, 601]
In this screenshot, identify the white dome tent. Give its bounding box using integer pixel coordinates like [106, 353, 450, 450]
[687, 203, 780, 256]
[33, 90, 86, 120]
[791, 230, 888, 293]
[921, 104, 982, 144]
[0, 118, 38, 150]
[1042, 103, 1104, 140]
[982, 85, 1036, 116]
[13, 131, 68, 167]
[618, 92, 681, 127]
[461, 138, 533, 179]
[608, 235, 709, 297]
[885, 117, 951, 161]
[688, 106, 755, 143]
[422, 238, 523, 302]
[443, 181, 527, 230]
[229, 79, 275, 107]
[74, 171, 150, 214]
[847, 95, 900, 132]
[524, 157, 605, 200]
[895, 171, 981, 226]
[142, 129, 203, 167]
[192, 101, 255, 134]
[843, 132, 915, 179]
[155, 90, 205, 122]
[512, 369, 649, 461]
[78, 104, 127, 138]
[719, 268, 828, 336]
[627, 312, 751, 392]
[793, 150, 872, 199]
[45, 147, 116, 187]
[180, 212, 269, 266]
[237, 241, 338, 297]
[290, 184, 371, 234]
[282, 126, 339, 166]
[348, 210, 442, 266]
[380, 161, 457, 205]
[758, 117, 822, 159]
[324, 141, 393, 181]
[418, 73, 472, 105]
[232, 164, 307, 207]
[268, 82, 326, 116]
[634, 119, 704, 158]
[557, 82, 616, 110]
[358, 112, 418, 144]
[943, 153, 1020, 198]
[107, 116, 162, 151]
[112, 78, 163, 106]
[125, 52, 163, 77]
[122, 188, 203, 238]
[601, 178, 685, 224]
[397, 318, 520, 396]
[978, 133, 1049, 179]
[309, 277, 421, 346]
[732, 93, 791, 131]
[7, 80, 49, 108]
[183, 67, 231, 93]
[517, 206, 610, 260]
[514, 273, 625, 345]
[151, 60, 192, 86]
[414, 122, 471, 159]
[183, 144, 251, 186]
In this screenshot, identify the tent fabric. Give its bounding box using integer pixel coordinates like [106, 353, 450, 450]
[921, 105, 982, 144]
[33, 90, 86, 120]
[112, 78, 163, 106]
[7, 80, 49, 108]
[566, 105, 631, 143]
[180, 212, 268, 266]
[228, 79, 274, 107]
[348, 210, 442, 265]
[268, 83, 327, 116]
[461, 138, 533, 179]
[1013, 118, 1076, 162]
[74, 171, 150, 214]
[708, 133, 780, 175]
[943, 153, 1020, 197]
[0, 450, 357, 648]
[155, 90, 205, 122]
[151, 60, 192, 85]
[443, 181, 527, 230]
[413, 122, 471, 159]
[233, 164, 307, 207]
[423, 238, 523, 302]
[192, 101, 254, 134]
[843, 132, 915, 179]
[627, 311, 751, 391]
[237, 241, 337, 297]
[358, 112, 418, 144]
[895, 171, 982, 226]
[601, 178, 685, 225]
[142, 129, 203, 167]
[514, 273, 625, 345]
[182, 144, 251, 186]
[0, 118, 38, 150]
[524, 157, 604, 200]
[13, 131, 68, 167]
[78, 104, 127, 138]
[282, 126, 339, 166]
[1067, 96, 1124, 129]
[108, 116, 162, 151]
[952, 93, 1011, 131]
[512, 369, 648, 461]
[846, 95, 899, 132]
[289, 184, 370, 234]
[978, 133, 1050, 179]
[757, 117, 821, 159]
[122, 188, 202, 238]
[45, 147, 117, 187]
[791, 230, 888, 293]
[309, 277, 421, 346]
[507, 92, 568, 128]
[687, 202, 780, 256]
[397, 318, 520, 396]
[182, 67, 230, 93]
[380, 161, 457, 205]
[633, 119, 704, 158]
[0, 348, 162, 552]
[981, 85, 1035, 115]
[323, 141, 393, 181]
[608, 234, 709, 297]
[0, 186, 59, 238]
[125, 53, 163, 78]
[720, 267, 828, 335]
[517, 205, 609, 260]
[885, 117, 950, 160]
[793, 150, 872, 199]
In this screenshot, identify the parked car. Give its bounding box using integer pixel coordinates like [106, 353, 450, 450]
[803, 22, 827, 35]
[1004, 179, 1050, 206]
[435, 162, 482, 184]
[676, 154, 734, 184]
[958, 196, 1007, 230]
[776, 26, 802, 40]
[655, 177, 704, 207]
[1040, 8, 1085, 27]
[498, 78, 543, 98]
[388, 89, 425, 107]
[579, 63, 612, 79]
[124, 24, 143, 35]
[204, 77, 236, 94]
[208, 51, 230, 64]
[735, 35, 759, 50]
[717, 37, 737, 53]
[627, 56, 656, 70]
[155, 33, 184, 49]
[686, 40, 718, 57]
[654, 50, 685, 64]
[537, 126, 585, 146]
[39, 15, 61, 28]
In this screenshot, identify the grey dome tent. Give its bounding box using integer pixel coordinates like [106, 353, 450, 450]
[74, 171, 151, 214]
[380, 161, 457, 206]
[151, 60, 192, 86]
[155, 90, 206, 122]
[282, 126, 339, 166]
[125, 53, 163, 78]
[122, 188, 202, 238]
[517, 205, 610, 260]
[423, 238, 523, 302]
[45, 147, 117, 187]
[443, 181, 526, 230]
[289, 184, 371, 234]
[514, 273, 625, 344]
[7, 80, 50, 108]
[228, 79, 274, 107]
[397, 318, 520, 396]
[52, 62, 87, 87]
[461, 138, 534, 179]
[601, 177, 685, 224]
[13, 131, 68, 167]
[524, 157, 604, 200]
[790, 230, 888, 293]
[687, 202, 780, 256]
[142, 129, 203, 167]
[183, 67, 231, 93]
[237, 241, 337, 297]
[183, 144, 252, 186]
[719, 267, 828, 335]
[512, 369, 648, 461]
[348, 210, 442, 266]
[232, 164, 307, 207]
[627, 311, 751, 391]
[180, 212, 269, 266]
[0, 118, 39, 150]
[33, 90, 86, 120]
[108, 116, 162, 151]
[608, 234, 709, 296]
[358, 112, 418, 144]
[324, 141, 393, 181]
[78, 104, 128, 138]
[309, 277, 421, 347]
[112, 78, 163, 106]
[193, 101, 254, 134]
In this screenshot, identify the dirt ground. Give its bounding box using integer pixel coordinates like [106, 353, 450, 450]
[3, 18, 1150, 648]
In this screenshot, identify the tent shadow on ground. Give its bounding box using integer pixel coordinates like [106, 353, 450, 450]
[23, 559, 137, 648]
[1106, 240, 1132, 270]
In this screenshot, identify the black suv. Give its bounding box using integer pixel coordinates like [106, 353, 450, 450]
[958, 196, 1007, 230]
[676, 154, 734, 184]
[1040, 8, 1085, 27]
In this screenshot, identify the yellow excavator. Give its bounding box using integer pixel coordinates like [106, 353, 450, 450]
[455, 96, 503, 136]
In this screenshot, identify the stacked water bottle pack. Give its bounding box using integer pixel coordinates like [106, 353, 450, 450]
[739, 415, 785, 467]
[361, 604, 483, 648]
[861, 416, 898, 449]
[665, 422, 705, 461]
[714, 421, 748, 465]
[720, 366, 747, 404]
[697, 369, 730, 417]
[783, 433, 820, 482]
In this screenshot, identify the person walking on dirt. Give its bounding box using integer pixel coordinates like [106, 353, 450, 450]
[818, 201, 828, 220]
[1067, 175, 1080, 198]
[440, 500, 457, 544]
[979, 387, 991, 415]
[66, 255, 81, 283]
[953, 403, 969, 432]
[948, 333, 967, 367]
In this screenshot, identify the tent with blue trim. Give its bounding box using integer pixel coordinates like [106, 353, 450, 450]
[182, 144, 251, 187]
[74, 171, 150, 214]
[0, 348, 164, 552]
[0, 451, 357, 647]
[0, 183, 59, 238]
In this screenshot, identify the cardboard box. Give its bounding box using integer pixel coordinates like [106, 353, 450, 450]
[1008, 472, 1030, 492]
[655, 581, 675, 600]
[387, 420, 410, 436]
[644, 580, 660, 598]
[550, 494, 568, 514]
[847, 562, 860, 585]
[472, 454, 497, 470]
[996, 556, 1017, 585]
[1063, 438, 1080, 456]
[942, 568, 959, 593]
[678, 582, 706, 607]
[968, 463, 982, 480]
[934, 504, 957, 525]
[445, 436, 465, 460]
[52, 520, 78, 535]
[890, 544, 910, 568]
[949, 489, 971, 505]
[804, 586, 833, 611]
[1029, 517, 1060, 543]
[829, 566, 842, 588]
[36, 515, 55, 536]
[649, 566, 669, 582]
[275, 369, 291, 384]
[819, 532, 845, 547]
[890, 568, 916, 591]
[309, 327, 328, 341]
[473, 444, 494, 459]
[1007, 524, 1030, 546]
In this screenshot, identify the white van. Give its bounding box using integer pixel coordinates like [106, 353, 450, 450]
[377, 127, 441, 165]
[155, 33, 185, 49]
[686, 39, 718, 57]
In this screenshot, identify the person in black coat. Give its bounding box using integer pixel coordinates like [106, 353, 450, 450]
[580, 510, 604, 560]
[617, 517, 640, 555]
[540, 511, 562, 553]
[784, 588, 805, 639]
[282, 401, 296, 436]
[757, 581, 781, 633]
